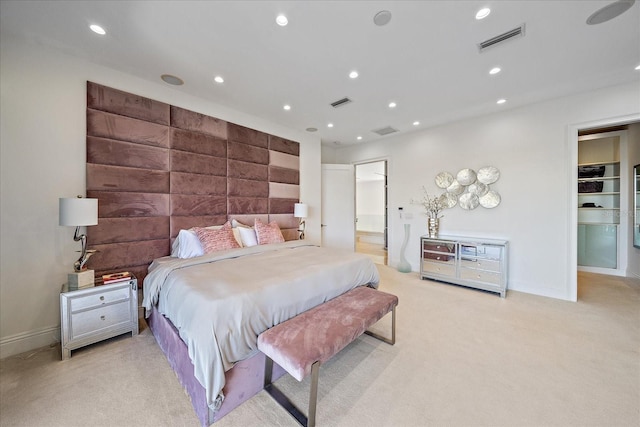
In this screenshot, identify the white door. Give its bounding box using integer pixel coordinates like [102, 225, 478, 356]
[321, 164, 355, 250]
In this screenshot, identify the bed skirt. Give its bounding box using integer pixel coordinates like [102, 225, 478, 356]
[147, 306, 285, 426]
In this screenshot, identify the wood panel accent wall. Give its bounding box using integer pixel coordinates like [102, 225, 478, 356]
[85, 82, 300, 283]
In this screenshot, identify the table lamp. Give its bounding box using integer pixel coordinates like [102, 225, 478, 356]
[59, 196, 98, 288]
[294, 203, 308, 240]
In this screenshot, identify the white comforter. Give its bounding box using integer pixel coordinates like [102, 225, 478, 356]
[142, 241, 379, 412]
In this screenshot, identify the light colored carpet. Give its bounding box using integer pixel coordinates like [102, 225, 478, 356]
[1, 267, 638, 427]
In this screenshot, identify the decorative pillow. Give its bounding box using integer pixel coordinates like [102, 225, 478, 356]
[237, 226, 258, 247]
[194, 223, 240, 254]
[254, 219, 285, 245]
[171, 223, 243, 258]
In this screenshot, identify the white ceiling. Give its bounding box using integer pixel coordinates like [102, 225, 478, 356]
[2, 1, 639, 146]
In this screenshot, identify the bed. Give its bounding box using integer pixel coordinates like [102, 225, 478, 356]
[142, 240, 379, 425]
[82, 82, 379, 424]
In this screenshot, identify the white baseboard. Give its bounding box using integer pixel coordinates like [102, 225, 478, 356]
[0, 325, 60, 360]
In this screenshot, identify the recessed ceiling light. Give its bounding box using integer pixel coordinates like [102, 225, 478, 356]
[327, 123, 334, 128]
[413, 121, 420, 126]
[388, 102, 397, 108]
[349, 71, 359, 79]
[89, 24, 106, 35]
[373, 10, 392, 26]
[214, 76, 224, 83]
[357, 136, 363, 140]
[635, 64, 640, 71]
[489, 67, 501, 75]
[476, 8, 491, 20]
[306, 127, 318, 132]
[276, 14, 288, 26]
[161, 74, 184, 85]
[283, 104, 291, 110]
[497, 98, 506, 104]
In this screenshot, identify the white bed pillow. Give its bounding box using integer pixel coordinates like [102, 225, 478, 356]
[171, 229, 204, 258]
[237, 226, 258, 247]
[171, 224, 244, 258]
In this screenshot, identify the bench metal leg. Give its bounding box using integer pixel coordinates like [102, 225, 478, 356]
[264, 356, 320, 427]
[364, 305, 396, 345]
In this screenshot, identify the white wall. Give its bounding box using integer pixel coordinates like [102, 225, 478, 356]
[0, 37, 322, 358]
[332, 81, 640, 300]
[356, 180, 385, 233]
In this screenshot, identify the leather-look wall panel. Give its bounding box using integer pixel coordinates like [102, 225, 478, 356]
[87, 191, 170, 217]
[170, 151, 227, 176]
[170, 128, 227, 157]
[170, 172, 227, 195]
[170, 195, 227, 216]
[269, 166, 299, 185]
[227, 160, 268, 181]
[87, 137, 170, 170]
[90, 217, 169, 245]
[86, 110, 170, 148]
[171, 106, 227, 139]
[87, 81, 170, 125]
[86, 82, 300, 282]
[228, 123, 269, 148]
[269, 135, 300, 156]
[86, 164, 170, 193]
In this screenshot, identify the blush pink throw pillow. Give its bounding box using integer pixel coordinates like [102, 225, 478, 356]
[193, 222, 240, 253]
[254, 219, 285, 245]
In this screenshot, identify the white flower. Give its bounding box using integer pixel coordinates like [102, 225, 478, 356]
[421, 186, 447, 219]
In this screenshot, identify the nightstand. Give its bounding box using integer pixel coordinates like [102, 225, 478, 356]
[60, 277, 139, 360]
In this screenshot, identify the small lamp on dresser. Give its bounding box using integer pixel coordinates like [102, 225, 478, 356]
[59, 196, 98, 289]
[294, 203, 308, 240]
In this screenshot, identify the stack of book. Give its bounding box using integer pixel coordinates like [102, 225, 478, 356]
[101, 272, 132, 284]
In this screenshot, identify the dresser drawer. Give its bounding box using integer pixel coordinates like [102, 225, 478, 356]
[70, 300, 131, 338]
[69, 285, 130, 312]
[460, 258, 501, 272]
[422, 261, 456, 277]
[460, 268, 502, 285]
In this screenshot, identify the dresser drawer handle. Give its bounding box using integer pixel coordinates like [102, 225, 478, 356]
[99, 296, 105, 302]
[100, 315, 106, 320]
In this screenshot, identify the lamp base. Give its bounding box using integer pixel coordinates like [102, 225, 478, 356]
[68, 270, 95, 290]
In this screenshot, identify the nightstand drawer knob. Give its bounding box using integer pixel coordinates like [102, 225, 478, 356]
[100, 296, 105, 301]
[100, 315, 105, 320]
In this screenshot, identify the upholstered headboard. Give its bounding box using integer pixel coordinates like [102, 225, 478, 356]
[85, 82, 300, 282]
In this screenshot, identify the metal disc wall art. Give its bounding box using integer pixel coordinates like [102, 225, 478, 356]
[467, 182, 489, 197]
[427, 166, 501, 211]
[479, 190, 501, 208]
[459, 192, 480, 210]
[446, 180, 465, 195]
[477, 166, 500, 185]
[440, 192, 458, 208]
[435, 171, 454, 189]
[456, 168, 477, 186]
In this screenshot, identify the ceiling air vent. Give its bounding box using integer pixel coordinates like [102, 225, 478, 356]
[330, 97, 352, 108]
[372, 126, 398, 136]
[478, 24, 526, 52]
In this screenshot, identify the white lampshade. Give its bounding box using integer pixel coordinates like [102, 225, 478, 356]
[294, 203, 308, 218]
[59, 197, 98, 226]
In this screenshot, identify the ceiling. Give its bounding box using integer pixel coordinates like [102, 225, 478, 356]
[2, 1, 639, 146]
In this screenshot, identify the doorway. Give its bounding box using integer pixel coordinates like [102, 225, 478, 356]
[355, 160, 388, 265]
[569, 115, 640, 301]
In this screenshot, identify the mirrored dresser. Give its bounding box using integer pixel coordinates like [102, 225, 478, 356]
[420, 235, 508, 297]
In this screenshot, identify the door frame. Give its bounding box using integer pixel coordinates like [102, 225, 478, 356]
[567, 112, 640, 301]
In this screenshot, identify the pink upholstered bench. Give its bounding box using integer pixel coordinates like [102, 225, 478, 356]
[257, 286, 398, 427]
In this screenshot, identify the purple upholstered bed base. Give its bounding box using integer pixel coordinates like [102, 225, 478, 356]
[147, 306, 285, 426]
